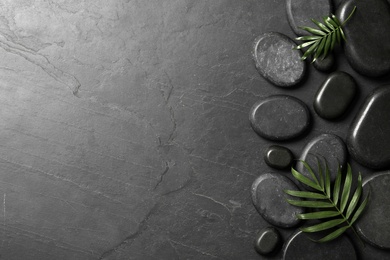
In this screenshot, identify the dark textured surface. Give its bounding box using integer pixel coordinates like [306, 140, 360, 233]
[250, 95, 311, 141]
[356, 172, 390, 250]
[296, 133, 347, 183]
[314, 71, 357, 120]
[347, 86, 390, 169]
[282, 230, 357, 260]
[286, 0, 333, 36]
[0, 1, 389, 259]
[254, 227, 282, 255]
[252, 32, 306, 87]
[337, 0, 390, 77]
[264, 145, 294, 170]
[251, 173, 304, 228]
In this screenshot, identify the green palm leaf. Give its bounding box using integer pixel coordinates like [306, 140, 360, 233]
[295, 6, 356, 62]
[284, 159, 369, 243]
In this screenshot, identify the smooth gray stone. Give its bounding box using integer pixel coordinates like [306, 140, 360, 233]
[314, 71, 357, 120]
[249, 95, 311, 141]
[355, 172, 390, 250]
[313, 52, 335, 72]
[252, 32, 306, 87]
[286, 0, 333, 36]
[254, 227, 282, 255]
[264, 145, 294, 170]
[251, 173, 304, 228]
[337, 0, 390, 77]
[282, 230, 357, 260]
[347, 86, 390, 169]
[296, 134, 347, 184]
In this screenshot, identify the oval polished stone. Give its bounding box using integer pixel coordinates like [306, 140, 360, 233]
[252, 32, 306, 87]
[254, 227, 282, 255]
[355, 172, 390, 250]
[264, 145, 294, 170]
[287, 0, 333, 36]
[283, 230, 357, 260]
[337, 0, 390, 77]
[249, 95, 311, 141]
[251, 173, 304, 228]
[314, 71, 357, 120]
[296, 134, 347, 184]
[347, 86, 390, 169]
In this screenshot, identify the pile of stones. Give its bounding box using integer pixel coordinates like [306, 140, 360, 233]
[249, 0, 390, 258]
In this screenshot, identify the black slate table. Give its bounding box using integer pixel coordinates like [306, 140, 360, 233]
[0, 1, 389, 259]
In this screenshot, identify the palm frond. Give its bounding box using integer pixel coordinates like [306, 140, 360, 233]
[284, 159, 369, 243]
[295, 6, 356, 62]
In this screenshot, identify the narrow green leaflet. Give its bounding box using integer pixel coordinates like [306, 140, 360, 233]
[317, 226, 349, 243]
[291, 167, 321, 190]
[284, 159, 369, 243]
[333, 166, 342, 205]
[296, 211, 341, 220]
[346, 173, 362, 218]
[286, 199, 333, 208]
[340, 164, 352, 212]
[295, 6, 357, 61]
[284, 190, 328, 199]
[301, 218, 346, 233]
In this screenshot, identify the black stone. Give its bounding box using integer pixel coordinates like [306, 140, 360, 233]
[286, 0, 333, 36]
[337, 0, 390, 77]
[252, 32, 306, 87]
[264, 145, 294, 170]
[314, 71, 357, 120]
[249, 95, 311, 141]
[254, 227, 282, 255]
[282, 230, 357, 260]
[313, 52, 335, 72]
[347, 86, 390, 169]
[296, 134, 347, 184]
[251, 173, 304, 228]
[355, 172, 390, 250]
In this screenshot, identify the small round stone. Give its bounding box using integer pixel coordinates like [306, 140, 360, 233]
[314, 71, 357, 120]
[249, 95, 311, 141]
[254, 227, 282, 255]
[313, 53, 335, 72]
[283, 230, 357, 260]
[355, 172, 390, 250]
[251, 173, 304, 228]
[252, 32, 306, 87]
[264, 145, 294, 170]
[296, 134, 347, 184]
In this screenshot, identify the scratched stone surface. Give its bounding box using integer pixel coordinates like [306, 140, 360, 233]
[0, 1, 389, 260]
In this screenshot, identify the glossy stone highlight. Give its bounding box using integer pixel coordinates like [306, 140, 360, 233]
[314, 71, 357, 120]
[251, 173, 304, 228]
[337, 0, 390, 77]
[282, 230, 357, 260]
[250, 95, 311, 141]
[347, 86, 390, 169]
[254, 227, 282, 255]
[287, 0, 333, 36]
[296, 134, 347, 184]
[264, 145, 294, 170]
[355, 172, 390, 250]
[252, 32, 306, 87]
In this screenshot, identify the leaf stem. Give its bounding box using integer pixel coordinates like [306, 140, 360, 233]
[323, 190, 365, 247]
[341, 6, 357, 26]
